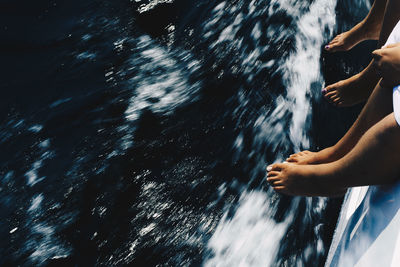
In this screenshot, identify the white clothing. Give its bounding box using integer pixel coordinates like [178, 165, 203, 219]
[384, 20, 400, 125]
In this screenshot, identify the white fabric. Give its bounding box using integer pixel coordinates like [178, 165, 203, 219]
[394, 85, 400, 126]
[384, 20, 400, 48]
[384, 20, 400, 126]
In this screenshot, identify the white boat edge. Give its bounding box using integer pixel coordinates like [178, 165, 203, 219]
[325, 183, 400, 266]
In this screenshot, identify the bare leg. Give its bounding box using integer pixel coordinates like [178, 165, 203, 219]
[325, 0, 386, 52]
[267, 113, 400, 197]
[377, 0, 400, 47]
[288, 80, 392, 164]
[323, 0, 400, 107]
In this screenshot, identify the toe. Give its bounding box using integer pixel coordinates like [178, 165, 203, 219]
[332, 96, 342, 104]
[325, 43, 338, 52]
[325, 38, 339, 50]
[267, 163, 286, 172]
[325, 91, 337, 98]
[329, 92, 339, 100]
[324, 84, 337, 93]
[327, 93, 339, 102]
[271, 180, 284, 187]
[329, 44, 339, 51]
[326, 34, 346, 52]
[336, 101, 345, 107]
[329, 42, 345, 52]
[267, 171, 280, 178]
[267, 176, 281, 184]
[267, 177, 280, 185]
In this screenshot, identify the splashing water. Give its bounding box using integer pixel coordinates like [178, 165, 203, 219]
[124, 36, 201, 123]
[205, 191, 293, 266]
[1, 0, 371, 265]
[204, 0, 337, 265]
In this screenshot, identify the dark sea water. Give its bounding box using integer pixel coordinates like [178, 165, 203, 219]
[1, 0, 376, 266]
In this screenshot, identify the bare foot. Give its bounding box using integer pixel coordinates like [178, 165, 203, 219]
[266, 163, 346, 197]
[269, 114, 400, 196]
[287, 147, 337, 165]
[322, 64, 379, 107]
[287, 150, 318, 164]
[325, 21, 380, 52]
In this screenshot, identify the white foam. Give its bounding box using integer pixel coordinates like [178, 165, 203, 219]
[204, 0, 336, 264]
[29, 125, 43, 133]
[125, 36, 201, 122]
[205, 190, 292, 267]
[137, 0, 174, 13]
[28, 194, 44, 212]
[28, 223, 71, 264]
[25, 160, 45, 186]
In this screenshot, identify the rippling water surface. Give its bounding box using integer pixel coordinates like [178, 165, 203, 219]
[1, 0, 374, 265]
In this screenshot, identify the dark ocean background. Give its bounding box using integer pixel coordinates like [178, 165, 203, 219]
[0, 0, 376, 266]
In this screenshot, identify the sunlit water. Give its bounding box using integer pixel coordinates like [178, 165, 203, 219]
[203, 0, 336, 265]
[1, 0, 372, 265]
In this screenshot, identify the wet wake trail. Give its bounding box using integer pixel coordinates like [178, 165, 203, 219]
[0, 0, 373, 265]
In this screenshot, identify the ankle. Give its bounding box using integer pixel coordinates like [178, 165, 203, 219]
[312, 163, 340, 187]
[360, 19, 381, 40]
[324, 146, 345, 162]
[313, 147, 339, 164]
